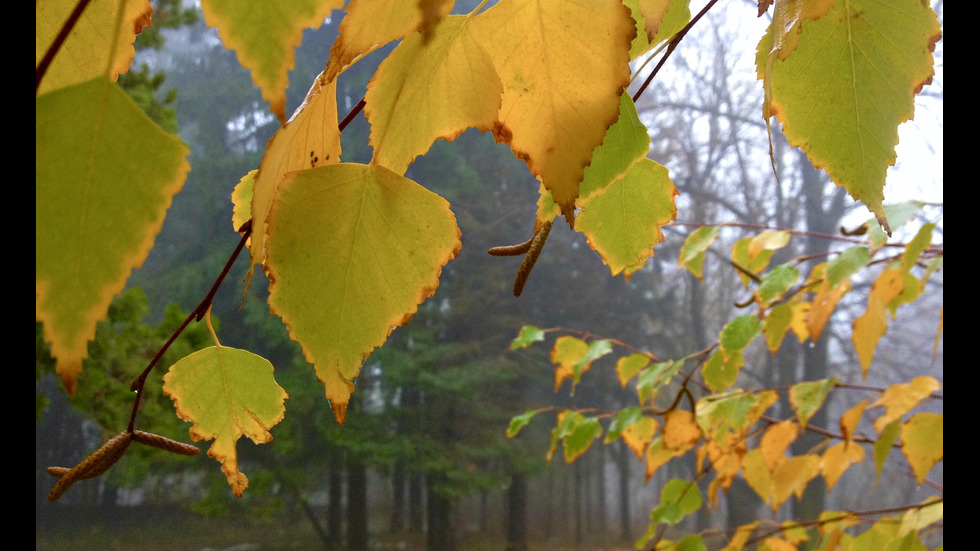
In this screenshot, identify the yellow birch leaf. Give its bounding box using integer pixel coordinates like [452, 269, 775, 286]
[231, 170, 256, 233]
[742, 448, 772, 507]
[700, 439, 746, 506]
[249, 75, 342, 267]
[622, 417, 659, 461]
[764, 303, 795, 354]
[901, 412, 942, 485]
[781, 521, 809, 545]
[934, 308, 943, 363]
[201, 0, 343, 123]
[645, 437, 685, 482]
[853, 268, 905, 375]
[807, 278, 849, 342]
[163, 346, 287, 497]
[839, 399, 868, 446]
[550, 336, 589, 393]
[616, 353, 651, 387]
[790, 377, 837, 427]
[761, 420, 799, 472]
[264, 163, 460, 423]
[771, 454, 819, 511]
[820, 441, 865, 491]
[723, 522, 758, 551]
[325, 0, 453, 82]
[663, 410, 702, 451]
[36, 0, 152, 94]
[761, 537, 797, 551]
[678, 226, 720, 281]
[898, 498, 942, 536]
[471, 0, 634, 223]
[36, 77, 189, 394]
[871, 376, 940, 433]
[366, 15, 502, 174]
[758, 0, 941, 230]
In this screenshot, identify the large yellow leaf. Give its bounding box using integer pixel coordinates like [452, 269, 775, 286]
[163, 346, 287, 497]
[36, 77, 189, 394]
[901, 413, 942, 485]
[771, 454, 819, 511]
[471, 0, 635, 223]
[760, 420, 799, 472]
[622, 417, 659, 461]
[264, 163, 461, 423]
[758, 0, 941, 231]
[366, 15, 502, 174]
[662, 410, 702, 451]
[249, 75, 342, 267]
[325, 0, 454, 82]
[201, 0, 343, 123]
[36, 0, 152, 94]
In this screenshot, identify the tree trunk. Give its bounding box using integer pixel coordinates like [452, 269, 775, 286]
[347, 455, 369, 551]
[327, 447, 343, 550]
[390, 460, 405, 533]
[617, 444, 632, 542]
[426, 475, 454, 551]
[505, 474, 528, 551]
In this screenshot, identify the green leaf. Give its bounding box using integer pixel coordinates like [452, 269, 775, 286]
[651, 478, 702, 525]
[702, 349, 744, 393]
[758, 0, 941, 231]
[264, 163, 461, 423]
[510, 326, 546, 350]
[636, 360, 681, 404]
[577, 93, 651, 201]
[874, 420, 902, 479]
[719, 315, 765, 356]
[789, 377, 837, 427]
[573, 339, 614, 385]
[902, 223, 936, 272]
[163, 346, 287, 497]
[827, 247, 872, 288]
[605, 407, 644, 444]
[756, 265, 800, 306]
[507, 410, 538, 438]
[564, 416, 603, 462]
[36, 77, 189, 394]
[678, 226, 720, 280]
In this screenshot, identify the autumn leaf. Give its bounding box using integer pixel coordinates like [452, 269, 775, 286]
[616, 353, 651, 387]
[678, 226, 720, 280]
[325, 0, 453, 82]
[264, 163, 461, 423]
[163, 346, 287, 497]
[901, 412, 942, 485]
[821, 441, 865, 491]
[719, 315, 765, 358]
[789, 377, 837, 427]
[510, 325, 546, 350]
[200, 0, 343, 123]
[621, 417, 659, 460]
[764, 301, 809, 353]
[702, 350, 744, 392]
[550, 337, 611, 393]
[36, 77, 189, 394]
[663, 410, 702, 451]
[36, 0, 152, 94]
[471, 0, 635, 223]
[758, 0, 941, 231]
[839, 399, 868, 446]
[771, 454, 819, 511]
[870, 375, 940, 433]
[853, 268, 906, 375]
[760, 420, 798, 472]
[249, 74, 342, 268]
[365, 15, 503, 174]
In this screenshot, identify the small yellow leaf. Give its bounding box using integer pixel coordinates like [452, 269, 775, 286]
[820, 441, 865, 491]
[901, 413, 942, 485]
[550, 336, 589, 392]
[899, 498, 942, 536]
[662, 410, 702, 451]
[760, 420, 799, 472]
[616, 353, 650, 387]
[807, 277, 849, 342]
[853, 268, 906, 375]
[871, 376, 940, 433]
[761, 537, 797, 551]
[622, 417, 659, 461]
[771, 454, 819, 511]
[645, 437, 685, 482]
[839, 399, 868, 446]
